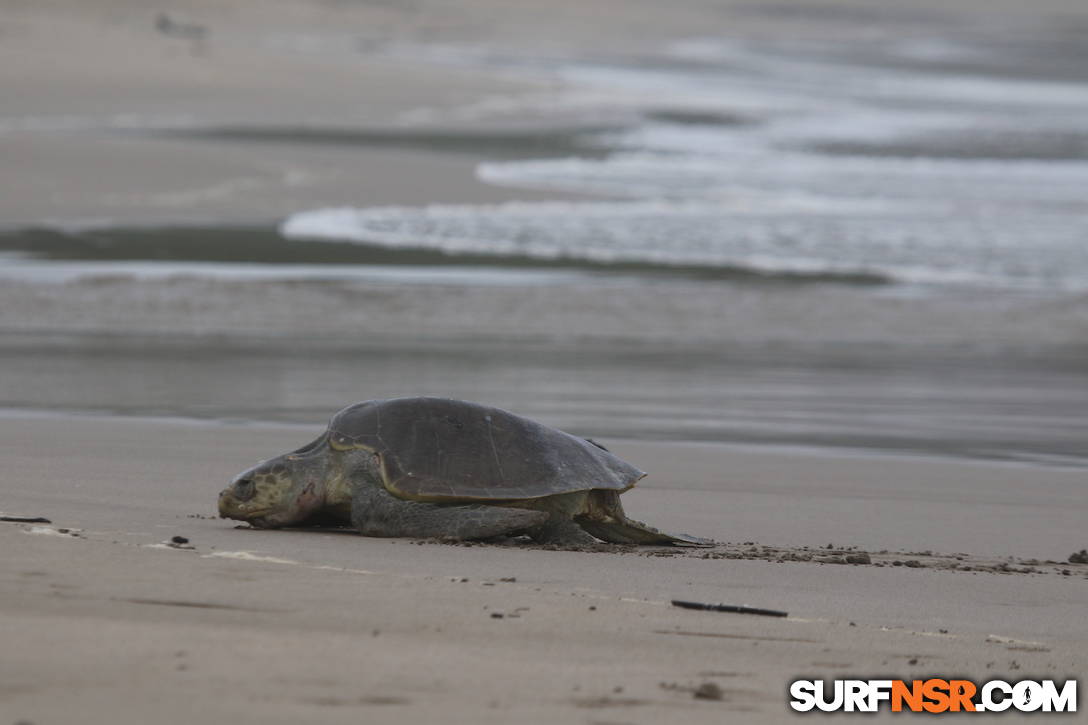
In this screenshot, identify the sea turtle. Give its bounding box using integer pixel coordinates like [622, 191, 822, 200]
[218, 397, 709, 546]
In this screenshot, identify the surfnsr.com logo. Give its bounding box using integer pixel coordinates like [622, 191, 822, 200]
[789, 679, 1077, 713]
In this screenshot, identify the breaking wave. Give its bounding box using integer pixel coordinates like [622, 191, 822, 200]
[279, 203, 894, 285]
[278, 201, 1085, 290]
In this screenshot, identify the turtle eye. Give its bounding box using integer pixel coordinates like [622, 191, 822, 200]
[234, 479, 256, 501]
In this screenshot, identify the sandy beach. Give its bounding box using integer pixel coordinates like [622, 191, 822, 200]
[2, 414, 1085, 724]
[2, 0, 1087, 721]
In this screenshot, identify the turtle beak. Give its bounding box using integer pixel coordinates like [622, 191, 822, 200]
[218, 474, 253, 519]
[217, 488, 232, 518]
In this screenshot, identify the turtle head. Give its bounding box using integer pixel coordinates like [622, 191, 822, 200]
[218, 433, 336, 528]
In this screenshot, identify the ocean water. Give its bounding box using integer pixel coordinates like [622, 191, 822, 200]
[275, 37, 1088, 294]
[3, 23, 1088, 465]
[5, 32, 1088, 293]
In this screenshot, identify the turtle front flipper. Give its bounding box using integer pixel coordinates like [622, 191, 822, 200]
[350, 478, 547, 540]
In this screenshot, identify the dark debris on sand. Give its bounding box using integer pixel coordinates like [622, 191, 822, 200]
[0, 514, 52, 524]
[659, 681, 727, 701]
[400, 535, 1081, 579]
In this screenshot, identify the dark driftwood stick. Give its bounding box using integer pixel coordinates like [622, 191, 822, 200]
[671, 599, 788, 618]
[0, 515, 52, 524]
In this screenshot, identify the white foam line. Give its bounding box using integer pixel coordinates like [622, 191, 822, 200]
[315, 564, 380, 575]
[0, 259, 587, 286]
[203, 550, 308, 566]
[986, 634, 1047, 647]
[203, 550, 378, 575]
[22, 526, 80, 538]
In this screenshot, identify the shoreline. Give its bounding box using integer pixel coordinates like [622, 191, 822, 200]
[2, 405, 1087, 473]
[2, 321, 1085, 469]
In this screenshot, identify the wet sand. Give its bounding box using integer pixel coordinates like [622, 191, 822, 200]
[2, 414, 1085, 724]
[1, 279, 1086, 465]
[5, 0, 1088, 226]
[0, 1, 585, 226]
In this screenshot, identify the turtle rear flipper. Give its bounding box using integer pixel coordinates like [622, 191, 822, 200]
[577, 516, 713, 547]
[576, 490, 714, 547]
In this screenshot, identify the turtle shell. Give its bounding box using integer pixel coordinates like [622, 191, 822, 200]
[327, 397, 644, 502]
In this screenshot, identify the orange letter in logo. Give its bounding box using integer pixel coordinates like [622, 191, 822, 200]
[922, 679, 951, 713]
[948, 680, 977, 712]
[892, 680, 923, 712]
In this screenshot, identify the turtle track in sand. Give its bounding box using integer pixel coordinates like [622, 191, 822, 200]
[416, 537, 1088, 579]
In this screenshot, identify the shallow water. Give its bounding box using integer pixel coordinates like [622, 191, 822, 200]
[1, 328, 1085, 467]
[3, 7, 1087, 466]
